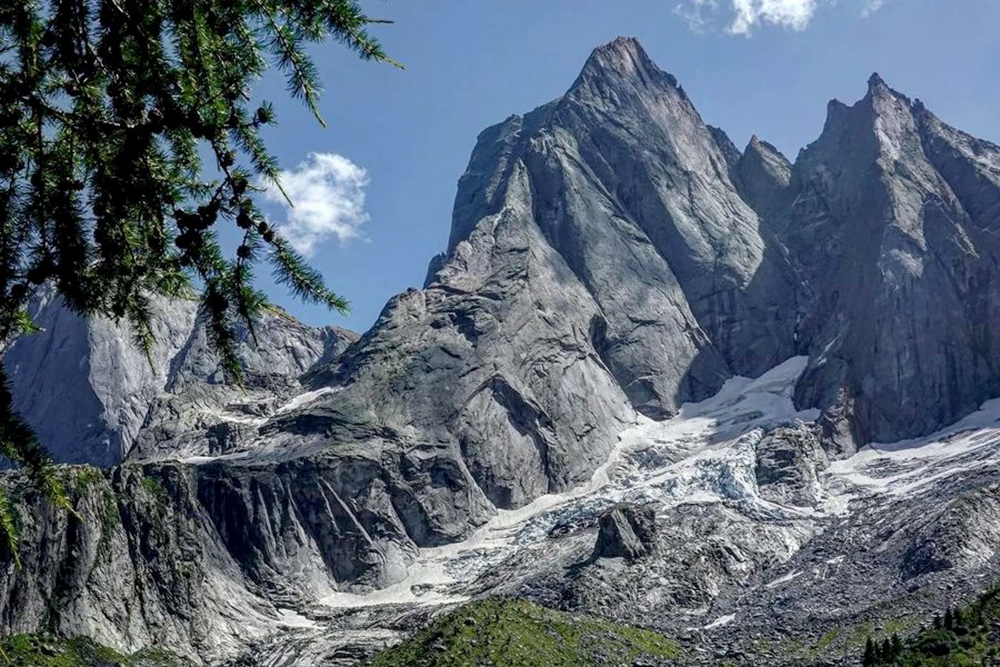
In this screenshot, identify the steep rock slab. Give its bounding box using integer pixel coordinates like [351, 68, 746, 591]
[0, 459, 418, 663]
[447, 37, 796, 418]
[783, 75, 1000, 448]
[296, 158, 635, 516]
[520, 38, 796, 403]
[736, 135, 793, 224]
[3, 290, 197, 467]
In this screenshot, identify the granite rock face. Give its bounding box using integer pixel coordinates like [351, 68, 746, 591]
[2, 289, 355, 466]
[131, 313, 355, 463]
[782, 75, 1000, 450]
[3, 288, 198, 467]
[754, 425, 826, 507]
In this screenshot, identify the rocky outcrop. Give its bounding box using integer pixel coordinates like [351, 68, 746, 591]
[592, 503, 657, 561]
[2, 290, 355, 467]
[754, 425, 826, 507]
[736, 135, 793, 223]
[3, 288, 198, 467]
[0, 459, 418, 663]
[130, 313, 355, 463]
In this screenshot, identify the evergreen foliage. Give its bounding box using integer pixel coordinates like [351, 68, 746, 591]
[0, 0, 396, 555]
[862, 583, 1000, 666]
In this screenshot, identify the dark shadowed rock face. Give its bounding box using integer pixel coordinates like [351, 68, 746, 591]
[736, 135, 793, 223]
[782, 74, 1000, 450]
[592, 504, 657, 561]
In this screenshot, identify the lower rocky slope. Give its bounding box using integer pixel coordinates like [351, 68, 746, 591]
[6, 357, 1000, 665]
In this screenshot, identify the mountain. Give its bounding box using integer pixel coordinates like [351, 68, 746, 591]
[3, 288, 356, 466]
[4, 37, 1000, 666]
[782, 74, 1000, 451]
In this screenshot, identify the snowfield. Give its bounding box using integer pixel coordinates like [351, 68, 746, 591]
[314, 357, 1000, 616]
[320, 356, 825, 608]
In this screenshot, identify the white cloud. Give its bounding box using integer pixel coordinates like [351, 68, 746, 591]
[676, 0, 882, 34]
[262, 152, 370, 257]
[728, 0, 820, 34]
[674, 0, 718, 34]
[861, 0, 885, 18]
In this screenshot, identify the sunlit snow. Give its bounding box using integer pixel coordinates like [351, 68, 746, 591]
[321, 356, 822, 608]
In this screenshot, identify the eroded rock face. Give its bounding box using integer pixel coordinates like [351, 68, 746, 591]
[592, 504, 657, 561]
[754, 425, 826, 507]
[131, 314, 355, 463]
[3, 289, 198, 467]
[2, 289, 356, 467]
[783, 75, 1000, 450]
[0, 460, 418, 664]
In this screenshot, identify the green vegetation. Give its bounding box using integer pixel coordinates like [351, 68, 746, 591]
[369, 597, 682, 667]
[0, 0, 398, 556]
[0, 633, 190, 666]
[140, 476, 166, 501]
[747, 614, 922, 665]
[70, 466, 103, 492]
[863, 582, 1000, 666]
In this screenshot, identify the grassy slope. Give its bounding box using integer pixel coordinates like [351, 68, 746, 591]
[369, 598, 682, 667]
[0, 634, 189, 667]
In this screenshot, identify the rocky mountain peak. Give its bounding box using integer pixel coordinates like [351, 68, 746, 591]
[570, 36, 683, 98]
[867, 71, 889, 93]
[864, 71, 911, 104]
[745, 134, 788, 164]
[737, 133, 792, 219]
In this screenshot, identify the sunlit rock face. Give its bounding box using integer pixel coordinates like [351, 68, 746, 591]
[3, 289, 354, 467]
[7, 36, 1000, 666]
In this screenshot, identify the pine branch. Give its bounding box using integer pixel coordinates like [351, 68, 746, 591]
[269, 234, 349, 313]
[0, 0, 397, 533]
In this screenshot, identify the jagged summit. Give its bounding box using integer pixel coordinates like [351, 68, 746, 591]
[571, 36, 682, 93]
[585, 36, 649, 68]
[867, 71, 887, 90]
[865, 71, 913, 108]
[745, 133, 785, 158]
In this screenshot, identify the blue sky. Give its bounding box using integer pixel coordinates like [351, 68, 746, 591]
[249, 0, 1000, 332]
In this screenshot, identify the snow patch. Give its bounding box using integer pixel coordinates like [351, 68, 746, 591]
[766, 570, 802, 588]
[828, 398, 1000, 499]
[275, 608, 320, 629]
[275, 386, 340, 415]
[319, 356, 820, 610]
[703, 613, 736, 630]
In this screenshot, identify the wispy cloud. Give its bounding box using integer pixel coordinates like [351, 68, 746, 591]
[676, 0, 886, 35]
[729, 0, 820, 34]
[674, 0, 718, 34]
[861, 0, 885, 18]
[262, 152, 370, 257]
